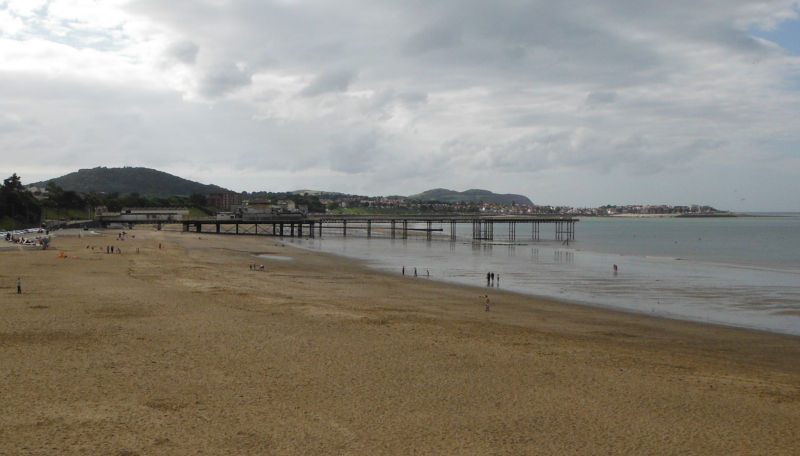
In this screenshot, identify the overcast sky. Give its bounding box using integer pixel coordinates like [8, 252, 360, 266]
[1, 0, 799, 211]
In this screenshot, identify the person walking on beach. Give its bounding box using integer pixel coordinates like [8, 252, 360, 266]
[486, 272, 491, 286]
[491, 272, 495, 285]
[402, 266, 405, 275]
[17, 277, 21, 294]
[414, 268, 417, 277]
[484, 295, 490, 311]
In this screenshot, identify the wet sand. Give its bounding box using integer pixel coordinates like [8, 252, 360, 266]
[1, 229, 799, 455]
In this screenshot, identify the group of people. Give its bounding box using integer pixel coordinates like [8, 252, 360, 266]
[486, 272, 499, 286]
[5, 233, 49, 248]
[249, 263, 265, 270]
[401, 266, 430, 277]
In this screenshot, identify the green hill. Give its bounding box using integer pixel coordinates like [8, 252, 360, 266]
[409, 188, 533, 206]
[32, 167, 228, 197]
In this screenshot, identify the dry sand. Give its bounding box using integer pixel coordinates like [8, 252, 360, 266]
[1, 228, 799, 455]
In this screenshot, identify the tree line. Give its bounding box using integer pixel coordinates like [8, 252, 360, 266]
[1, 174, 213, 228]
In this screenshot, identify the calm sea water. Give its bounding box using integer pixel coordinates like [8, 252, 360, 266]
[286, 215, 800, 336]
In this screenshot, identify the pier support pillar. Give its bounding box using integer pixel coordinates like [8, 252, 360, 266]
[478, 220, 493, 241]
[367, 220, 372, 238]
[343, 220, 347, 237]
[391, 220, 396, 239]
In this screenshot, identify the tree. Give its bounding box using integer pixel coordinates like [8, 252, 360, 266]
[1, 174, 42, 227]
[2, 173, 23, 192]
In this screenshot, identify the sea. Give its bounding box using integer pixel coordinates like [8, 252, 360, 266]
[285, 214, 800, 336]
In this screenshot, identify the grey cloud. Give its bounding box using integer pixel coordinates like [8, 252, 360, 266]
[197, 64, 253, 98]
[165, 40, 199, 65]
[443, 129, 727, 176]
[402, 24, 462, 55]
[328, 132, 380, 174]
[0, 113, 27, 134]
[586, 91, 618, 105]
[365, 89, 428, 112]
[398, 91, 428, 106]
[299, 69, 357, 97]
[365, 89, 396, 112]
[502, 46, 526, 62]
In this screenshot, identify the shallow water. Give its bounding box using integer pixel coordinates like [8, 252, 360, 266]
[287, 216, 800, 336]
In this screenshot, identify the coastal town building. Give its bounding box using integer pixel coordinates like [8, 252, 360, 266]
[208, 192, 243, 211]
[96, 207, 190, 222]
[25, 185, 49, 201]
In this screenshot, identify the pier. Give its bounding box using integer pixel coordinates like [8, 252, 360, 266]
[98, 213, 577, 243]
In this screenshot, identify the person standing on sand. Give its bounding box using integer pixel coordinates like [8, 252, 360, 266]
[414, 268, 417, 277]
[483, 295, 490, 311]
[402, 266, 405, 275]
[17, 277, 21, 294]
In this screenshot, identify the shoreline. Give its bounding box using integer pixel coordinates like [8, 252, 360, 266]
[286, 233, 800, 337]
[2, 228, 799, 454]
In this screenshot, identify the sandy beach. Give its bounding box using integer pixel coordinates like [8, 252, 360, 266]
[1, 229, 799, 455]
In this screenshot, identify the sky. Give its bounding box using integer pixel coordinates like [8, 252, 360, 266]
[1, 0, 799, 211]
